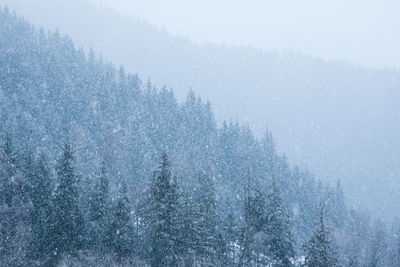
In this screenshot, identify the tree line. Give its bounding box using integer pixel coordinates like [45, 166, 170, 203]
[1, 133, 341, 266]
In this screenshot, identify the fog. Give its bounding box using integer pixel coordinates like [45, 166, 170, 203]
[97, 0, 400, 69]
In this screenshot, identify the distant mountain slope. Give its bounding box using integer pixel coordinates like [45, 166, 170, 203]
[1, 0, 400, 219]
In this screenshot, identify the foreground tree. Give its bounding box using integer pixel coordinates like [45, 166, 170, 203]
[178, 194, 200, 265]
[0, 133, 19, 206]
[368, 221, 388, 267]
[303, 205, 339, 267]
[239, 177, 256, 266]
[266, 180, 294, 266]
[195, 173, 219, 264]
[149, 152, 180, 266]
[51, 140, 84, 257]
[89, 159, 110, 250]
[90, 159, 110, 222]
[30, 152, 53, 259]
[0, 134, 32, 266]
[106, 181, 131, 261]
[239, 179, 270, 266]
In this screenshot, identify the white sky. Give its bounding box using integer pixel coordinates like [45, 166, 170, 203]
[95, 0, 400, 69]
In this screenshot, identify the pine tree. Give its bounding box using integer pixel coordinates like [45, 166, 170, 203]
[0, 132, 19, 206]
[88, 159, 110, 249]
[239, 176, 254, 266]
[331, 181, 346, 229]
[106, 181, 131, 261]
[30, 152, 53, 259]
[222, 212, 238, 264]
[216, 231, 229, 266]
[0, 133, 33, 266]
[178, 194, 200, 266]
[149, 152, 180, 267]
[250, 183, 270, 265]
[90, 159, 109, 221]
[394, 223, 400, 266]
[266, 180, 295, 266]
[249, 183, 268, 234]
[134, 188, 153, 260]
[19, 145, 35, 203]
[195, 173, 218, 264]
[303, 205, 339, 267]
[223, 212, 238, 243]
[239, 211, 253, 266]
[51, 139, 84, 257]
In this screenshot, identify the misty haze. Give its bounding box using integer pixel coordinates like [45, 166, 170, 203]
[0, 0, 399, 266]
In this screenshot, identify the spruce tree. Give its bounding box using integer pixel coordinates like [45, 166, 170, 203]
[249, 183, 268, 234]
[51, 139, 84, 257]
[222, 212, 238, 264]
[19, 145, 35, 203]
[331, 181, 346, 229]
[223, 212, 238, 243]
[178, 194, 200, 266]
[239, 215, 253, 266]
[215, 231, 229, 266]
[249, 183, 270, 265]
[195, 173, 218, 264]
[240, 177, 275, 266]
[266, 180, 295, 266]
[89, 159, 110, 249]
[0, 132, 18, 206]
[30, 152, 53, 259]
[303, 205, 338, 267]
[90, 159, 109, 221]
[149, 152, 180, 267]
[239, 177, 254, 266]
[0, 133, 33, 265]
[106, 181, 131, 261]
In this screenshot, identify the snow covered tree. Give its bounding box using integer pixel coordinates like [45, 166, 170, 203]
[389, 221, 400, 267]
[106, 181, 131, 261]
[88, 159, 110, 250]
[239, 177, 255, 266]
[368, 221, 388, 267]
[90, 159, 110, 222]
[266, 180, 295, 266]
[0, 133, 33, 266]
[295, 168, 318, 243]
[332, 181, 346, 229]
[149, 152, 180, 266]
[223, 212, 238, 243]
[339, 208, 370, 267]
[303, 205, 339, 267]
[222, 212, 239, 264]
[51, 139, 84, 257]
[178, 194, 200, 265]
[195, 173, 219, 264]
[0, 132, 19, 206]
[239, 178, 271, 266]
[30, 152, 53, 259]
[250, 182, 268, 234]
[19, 145, 35, 203]
[0, 202, 32, 266]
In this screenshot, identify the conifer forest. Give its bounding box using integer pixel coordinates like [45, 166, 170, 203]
[1, 2, 400, 266]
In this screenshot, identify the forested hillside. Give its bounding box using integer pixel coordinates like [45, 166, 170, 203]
[1, 8, 399, 266]
[2, 0, 400, 220]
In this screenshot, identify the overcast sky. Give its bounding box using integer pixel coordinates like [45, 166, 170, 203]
[94, 0, 400, 70]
